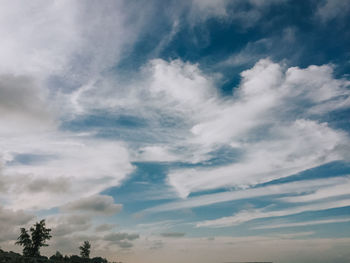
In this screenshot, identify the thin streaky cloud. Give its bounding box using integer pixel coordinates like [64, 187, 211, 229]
[196, 198, 350, 228]
[144, 176, 349, 213]
[252, 218, 350, 230]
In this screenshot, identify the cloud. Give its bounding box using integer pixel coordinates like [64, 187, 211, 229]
[144, 176, 349, 213]
[136, 146, 180, 162]
[166, 59, 350, 197]
[62, 195, 122, 215]
[95, 224, 117, 232]
[0, 1, 142, 213]
[316, 0, 350, 23]
[160, 232, 186, 238]
[128, 236, 350, 263]
[280, 178, 350, 203]
[1, 138, 133, 211]
[196, 198, 350, 228]
[0, 74, 55, 134]
[189, 0, 288, 28]
[149, 240, 164, 250]
[64, 57, 350, 200]
[252, 218, 350, 230]
[104, 233, 140, 241]
[104, 232, 140, 249]
[45, 214, 92, 238]
[51, 222, 91, 238]
[0, 206, 34, 242]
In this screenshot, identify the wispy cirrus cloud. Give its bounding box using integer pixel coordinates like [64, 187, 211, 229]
[144, 176, 350, 213]
[166, 59, 350, 197]
[252, 218, 350, 230]
[196, 198, 350, 228]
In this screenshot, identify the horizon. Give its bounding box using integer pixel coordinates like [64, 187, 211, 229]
[0, 1, 350, 263]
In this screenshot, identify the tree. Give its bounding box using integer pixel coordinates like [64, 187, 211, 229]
[15, 219, 52, 257]
[50, 251, 64, 261]
[30, 220, 52, 257]
[79, 241, 91, 259]
[15, 228, 32, 256]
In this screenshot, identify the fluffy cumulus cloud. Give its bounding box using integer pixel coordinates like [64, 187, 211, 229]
[0, 137, 133, 210]
[0, 0, 142, 211]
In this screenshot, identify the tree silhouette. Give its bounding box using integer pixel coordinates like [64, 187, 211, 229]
[79, 241, 91, 258]
[30, 220, 52, 256]
[15, 228, 32, 256]
[15, 219, 52, 257]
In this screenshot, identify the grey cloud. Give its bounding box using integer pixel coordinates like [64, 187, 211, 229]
[0, 173, 70, 195]
[0, 162, 7, 193]
[0, 206, 35, 242]
[47, 234, 99, 256]
[66, 214, 91, 225]
[26, 177, 70, 194]
[150, 240, 164, 250]
[95, 224, 117, 232]
[114, 241, 133, 249]
[61, 195, 122, 215]
[0, 74, 54, 130]
[160, 232, 186, 238]
[316, 0, 350, 22]
[0, 206, 34, 225]
[103, 232, 139, 249]
[190, 0, 288, 28]
[49, 214, 92, 237]
[52, 223, 91, 237]
[104, 233, 139, 242]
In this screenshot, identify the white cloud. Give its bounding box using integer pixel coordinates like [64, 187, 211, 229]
[0, 0, 79, 76]
[136, 146, 181, 162]
[166, 59, 350, 197]
[64, 58, 350, 199]
[169, 119, 347, 197]
[196, 198, 350, 228]
[253, 218, 350, 230]
[0, 0, 146, 212]
[280, 178, 350, 203]
[144, 176, 349, 213]
[0, 136, 134, 210]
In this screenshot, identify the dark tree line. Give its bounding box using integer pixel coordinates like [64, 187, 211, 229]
[7, 220, 117, 263]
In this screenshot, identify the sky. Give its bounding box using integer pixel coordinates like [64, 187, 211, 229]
[0, 0, 350, 262]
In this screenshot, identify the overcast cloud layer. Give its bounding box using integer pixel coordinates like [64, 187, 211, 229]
[1, 1, 350, 263]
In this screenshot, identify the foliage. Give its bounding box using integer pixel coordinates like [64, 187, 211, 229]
[15, 220, 52, 257]
[8, 220, 116, 263]
[15, 228, 32, 257]
[50, 251, 64, 261]
[0, 250, 113, 263]
[79, 241, 91, 259]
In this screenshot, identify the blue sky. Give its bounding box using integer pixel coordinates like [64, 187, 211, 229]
[0, 1, 350, 263]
